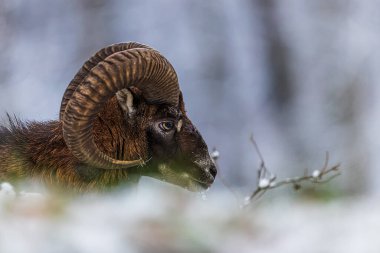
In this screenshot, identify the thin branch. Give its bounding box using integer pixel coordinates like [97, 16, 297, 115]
[243, 146, 341, 207]
[212, 136, 341, 208]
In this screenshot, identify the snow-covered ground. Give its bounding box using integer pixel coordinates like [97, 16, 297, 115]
[0, 182, 378, 253]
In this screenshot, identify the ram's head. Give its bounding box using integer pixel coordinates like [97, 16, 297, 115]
[60, 42, 216, 191]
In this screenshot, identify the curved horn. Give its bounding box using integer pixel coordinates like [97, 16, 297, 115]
[62, 46, 180, 170]
[59, 42, 153, 120]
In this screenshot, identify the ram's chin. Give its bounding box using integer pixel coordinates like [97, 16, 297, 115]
[185, 179, 211, 192]
[155, 163, 213, 192]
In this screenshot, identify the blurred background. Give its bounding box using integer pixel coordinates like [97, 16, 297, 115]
[0, 0, 379, 252]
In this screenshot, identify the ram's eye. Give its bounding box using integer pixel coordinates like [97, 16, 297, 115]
[159, 121, 175, 132]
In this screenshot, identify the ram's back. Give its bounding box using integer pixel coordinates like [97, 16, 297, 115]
[0, 121, 30, 180]
[0, 118, 128, 191]
[0, 118, 70, 182]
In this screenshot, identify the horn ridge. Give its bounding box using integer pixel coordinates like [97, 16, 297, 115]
[60, 42, 153, 120]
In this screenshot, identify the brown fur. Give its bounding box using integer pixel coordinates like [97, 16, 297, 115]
[0, 91, 216, 192]
[0, 97, 159, 192]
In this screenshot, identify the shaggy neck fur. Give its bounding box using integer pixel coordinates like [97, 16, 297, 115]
[0, 97, 148, 192]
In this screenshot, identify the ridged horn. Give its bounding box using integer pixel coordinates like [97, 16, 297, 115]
[59, 42, 153, 120]
[62, 45, 180, 169]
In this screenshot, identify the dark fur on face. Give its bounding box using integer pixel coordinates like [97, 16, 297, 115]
[117, 89, 217, 191]
[0, 90, 216, 192]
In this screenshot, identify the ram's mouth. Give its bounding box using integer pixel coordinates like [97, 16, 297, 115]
[149, 163, 216, 192]
[186, 175, 214, 192]
[172, 162, 216, 192]
[184, 167, 216, 192]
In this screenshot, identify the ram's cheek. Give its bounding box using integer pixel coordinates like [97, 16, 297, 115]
[157, 163, 182, 183]
[155, 163, 187, 187]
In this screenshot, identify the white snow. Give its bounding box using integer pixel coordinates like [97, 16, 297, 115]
[0, 182, 16, 198]
[258, 178, 270, 189]
[211, 150, 220, 160]
[0, 182, 376, 253]
[312, 170, 321, 178]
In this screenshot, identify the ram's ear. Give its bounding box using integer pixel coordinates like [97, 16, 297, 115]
[116, 88, 136, 117]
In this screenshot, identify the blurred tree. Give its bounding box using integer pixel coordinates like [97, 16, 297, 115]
[255, 0, 294, 111]
[0, 0, 10, 88]
[77, 0, 115, 60]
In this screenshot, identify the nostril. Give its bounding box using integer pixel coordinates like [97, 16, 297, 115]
[209, 165, 217, 178]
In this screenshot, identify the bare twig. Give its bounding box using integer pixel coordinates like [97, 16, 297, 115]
[242, 137, 341, 207]
[212, 135, 341, 208]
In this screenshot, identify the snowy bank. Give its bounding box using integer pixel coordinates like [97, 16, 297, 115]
[0, 182, 378, 253]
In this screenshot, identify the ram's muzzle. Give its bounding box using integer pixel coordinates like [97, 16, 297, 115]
[146, 117, 217, 192]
